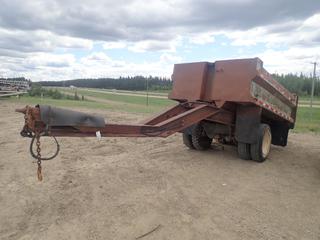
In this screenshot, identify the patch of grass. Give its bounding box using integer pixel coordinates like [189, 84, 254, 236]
[298, 96, 320, 102]
[88, 88, 169, 97]
[299, 102, 320, 106]
[294, 106, 320, 133]
[9, 95, 110, 109]
[29, 84, 82, 101]
[62, 88, 175, 108]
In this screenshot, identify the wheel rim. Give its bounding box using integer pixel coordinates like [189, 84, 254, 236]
[262, 128, 271, 158]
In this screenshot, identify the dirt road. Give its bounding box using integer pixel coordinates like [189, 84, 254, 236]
[1, 101, 320, 240]
[85, 89, 168, 99]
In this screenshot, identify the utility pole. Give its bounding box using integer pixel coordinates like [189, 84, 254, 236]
[310, 62, 317, 108]
[146, 78, 149, 106]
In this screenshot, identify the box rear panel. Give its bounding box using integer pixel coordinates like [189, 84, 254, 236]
[169, 62, 209, 102]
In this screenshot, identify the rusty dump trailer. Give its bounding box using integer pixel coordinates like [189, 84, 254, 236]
[17, 58, 298, 180]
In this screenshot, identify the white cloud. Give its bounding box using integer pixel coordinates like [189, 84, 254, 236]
[260, 47, 320, 74]
[189, 33, 215, 45]
[24, 53, 76, 69]
[81, 52, 112, 63]
[0, 0, 320, 80]
[233, 46, 320, 75]
[0, 28, 92, 57]
[74, 53, 177, 80]
[1, 51, 179, 81]
[160, 53, 182, 63]
[0, 53, 76, 80]
[128, 38, 181, 53]
[54, 34, 93, 49]
[103, 41, 127, 49]
[223, 13, 320, 48]
[303, 13, 320, 28]
[218, 13, 320, 75]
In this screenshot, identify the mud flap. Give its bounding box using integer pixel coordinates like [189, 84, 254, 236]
[235, 105, 261, 144]
[270, 122, 289, 146]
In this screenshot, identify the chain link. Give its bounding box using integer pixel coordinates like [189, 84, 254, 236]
[35, 133, 43, 181]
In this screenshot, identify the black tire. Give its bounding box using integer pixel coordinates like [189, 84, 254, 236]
[237, 142, 251, 160]
[191, 124, 212, 150]
[182, 132, 194, 149]
[250, 124, 272, 162]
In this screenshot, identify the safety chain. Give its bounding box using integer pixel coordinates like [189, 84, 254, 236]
[28, 130, 60, 181]
[35, 132, 43, 181]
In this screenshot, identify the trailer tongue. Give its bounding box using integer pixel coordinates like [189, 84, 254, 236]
[16, 58, 298, 181]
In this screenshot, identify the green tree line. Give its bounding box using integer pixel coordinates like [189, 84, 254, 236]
[40, 76, 172, 91]
[272, 73, 319, 96]
[4, 73, 319, 96]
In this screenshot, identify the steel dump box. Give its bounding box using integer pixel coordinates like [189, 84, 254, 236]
[169, 58, 298, 124]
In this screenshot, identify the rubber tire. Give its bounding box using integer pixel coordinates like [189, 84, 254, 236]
[182, 132, 194, 149]
[191, 124, 212, 150]
[250, 124, 271, 162]
[237, 142, 251, 160]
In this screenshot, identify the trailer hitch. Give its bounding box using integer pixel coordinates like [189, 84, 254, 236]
[16, 104, 112, 180]
[16, 103, 226, 181]
[16, 106, 61, 181]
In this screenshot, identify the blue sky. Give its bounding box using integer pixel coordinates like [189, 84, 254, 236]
[0, 0, 319, 81]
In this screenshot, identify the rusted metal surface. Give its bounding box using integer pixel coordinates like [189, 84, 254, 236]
[17, 58, 297, 138]
[16, 106, 43, 133]
[16, 58, 299, 180]
[16, 58, 297, 141]
[17, 103, 233, 138]
[205, 110, 235, 126]
[205, 58, 259, 102]
[142, 104, 187, 125]
[169, 58, 298, 124]
[169, 62, 209, 102]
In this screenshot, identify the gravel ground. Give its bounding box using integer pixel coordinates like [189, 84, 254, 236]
[1, 101, 320, 240]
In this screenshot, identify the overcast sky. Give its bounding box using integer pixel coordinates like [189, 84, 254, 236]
[0, 0, 319, 81]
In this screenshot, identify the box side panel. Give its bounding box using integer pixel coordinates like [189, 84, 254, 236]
[169, 62, 208, 101]
[205, 58, 260, 102]
[250, 79, 296, 123]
